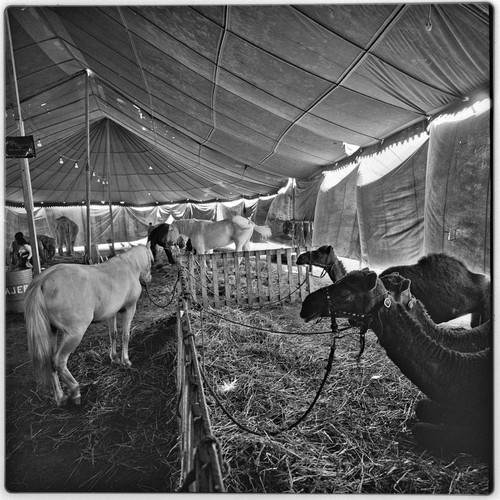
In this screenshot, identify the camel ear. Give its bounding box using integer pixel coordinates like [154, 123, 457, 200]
[401, 278, 411, 291]
[366, 271, 378, 289]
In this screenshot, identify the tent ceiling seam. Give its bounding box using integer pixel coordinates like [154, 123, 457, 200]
[117, 6, 158, 149]
[295, 5, 459, 106]
[255, 5, 425, 168]
[200, 6, 228, 152]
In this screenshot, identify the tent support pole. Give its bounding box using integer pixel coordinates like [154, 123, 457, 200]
[291, 178, 296, 247]
[85, 70, 92, 263]
[105, 119, 116, 256]
[6, 11, 41, 275]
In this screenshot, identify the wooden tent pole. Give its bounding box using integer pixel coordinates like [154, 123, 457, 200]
[85, 70, 92, 263]
[291, 178, 296, 247]
[105, 119, 116, 256]
[6, 12, 41, 275]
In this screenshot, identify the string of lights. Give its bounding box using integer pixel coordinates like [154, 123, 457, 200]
[34, 139, 110, 185]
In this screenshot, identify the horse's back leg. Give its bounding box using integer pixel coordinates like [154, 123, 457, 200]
[49, 329, 66, 406]
[54, 328, 86, 405]
[120, 304, 138, 367]
[108, 316, 120, 363]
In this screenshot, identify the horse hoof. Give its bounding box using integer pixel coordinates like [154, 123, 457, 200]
[56, 395, 69, 407]
[71, 395, 81, 405]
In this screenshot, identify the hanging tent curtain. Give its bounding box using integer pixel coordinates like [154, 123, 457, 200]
[424, 104, 491, 274]
[242, 197, 260, 220]
[265, 184, 293, 242]
[217, 199, 245, 220]
[253, 196, 274, 226]
[356, 140, 428, 269]
[4, 198, 275, 260]
[312, 164, 361, 260]
[294, 177, 323, 222]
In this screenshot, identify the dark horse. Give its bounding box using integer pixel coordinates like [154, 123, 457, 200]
[300, 269, 492, 458]
[380, 253, 490, 327]
[147, 223, 192, 264]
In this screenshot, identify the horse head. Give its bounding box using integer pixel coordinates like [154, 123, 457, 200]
[165, 223, 181, 248]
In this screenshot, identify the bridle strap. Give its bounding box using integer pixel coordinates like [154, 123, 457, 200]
[324, 287, 339, 333]
[324, 287, 392, 351]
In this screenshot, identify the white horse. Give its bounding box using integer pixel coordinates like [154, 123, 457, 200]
[166, 215, 272, 254]
[25, 244, 154, 407]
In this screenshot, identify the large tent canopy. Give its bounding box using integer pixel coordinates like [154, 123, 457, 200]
[5, 3, 490, 207]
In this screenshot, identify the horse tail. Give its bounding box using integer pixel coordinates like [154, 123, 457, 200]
[25, 280, 54, 388]
[253, 224, 272, 241]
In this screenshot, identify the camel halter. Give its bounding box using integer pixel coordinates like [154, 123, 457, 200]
[306, 250, 341, 281]
[324, 286, 391, 360]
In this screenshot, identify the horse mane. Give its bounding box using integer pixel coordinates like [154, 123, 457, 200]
[116, 245, 151, 272]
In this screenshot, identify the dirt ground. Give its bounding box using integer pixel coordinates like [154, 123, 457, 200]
[4, 251, 181, 493]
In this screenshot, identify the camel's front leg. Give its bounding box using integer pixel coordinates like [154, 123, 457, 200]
[120, 305, 138, 368]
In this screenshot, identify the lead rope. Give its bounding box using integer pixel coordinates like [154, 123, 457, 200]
[199, 337, 339, 437]
[142, 267, 180, 308]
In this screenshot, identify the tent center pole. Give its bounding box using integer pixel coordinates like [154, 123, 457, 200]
[85, 70, 92, 263]
[6, 11, 41, 275]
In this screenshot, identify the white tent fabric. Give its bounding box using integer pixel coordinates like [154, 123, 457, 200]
[5, 4, 490, 206]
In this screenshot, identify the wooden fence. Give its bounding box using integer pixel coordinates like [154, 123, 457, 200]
[175, 247, 314, 491]
[179, 247, 312, 309]
[176, 274, 226, 492]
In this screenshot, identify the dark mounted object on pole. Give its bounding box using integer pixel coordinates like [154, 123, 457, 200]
[5, 135, 36, 158]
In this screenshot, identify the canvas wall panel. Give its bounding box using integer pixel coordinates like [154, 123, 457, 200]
[357, 142, 428, 269]
[312, 165, 361, 260]
[424, 106, 491, 274]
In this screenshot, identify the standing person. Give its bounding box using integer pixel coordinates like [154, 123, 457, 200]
[12, 232, 33, 269]
[147, 222, 154, 236]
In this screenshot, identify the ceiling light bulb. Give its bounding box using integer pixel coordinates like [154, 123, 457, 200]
[36, 138, 42, 147]
[59, 157, 64, 164]
[74, 162, 79, 168]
